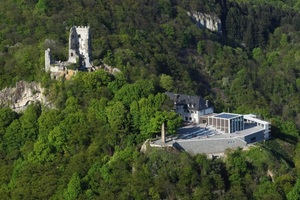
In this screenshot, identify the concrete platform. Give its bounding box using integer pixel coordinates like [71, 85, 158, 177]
[150, 123, 266, 155]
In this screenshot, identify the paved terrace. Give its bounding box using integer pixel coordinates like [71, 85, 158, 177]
[150, 123, 265, 155]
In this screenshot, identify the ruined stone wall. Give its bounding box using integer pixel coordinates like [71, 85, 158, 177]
[68, 27, 80, 63]
[45, 25, 92, 78]
[44, 26, 121, 79]
[45, 48, 52, 72]
[68, 26, 91, 68]
[101, 63, 121, 75]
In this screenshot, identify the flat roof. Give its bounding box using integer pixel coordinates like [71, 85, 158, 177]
[176, 123, 264, 141]
[214, 113, 241, 119]
[244, 115, 270, 125]
[150, 122, 267, 155]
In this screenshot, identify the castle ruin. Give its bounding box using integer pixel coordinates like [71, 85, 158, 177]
[68, 26, 92, 68]
[45, 26, 92, 78]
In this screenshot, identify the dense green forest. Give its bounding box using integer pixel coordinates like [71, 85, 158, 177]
[1, 0, 300, 199]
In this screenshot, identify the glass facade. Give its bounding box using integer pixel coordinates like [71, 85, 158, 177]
[208, 113, 244, 134]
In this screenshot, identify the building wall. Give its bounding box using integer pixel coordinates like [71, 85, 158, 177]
[68, 26, 91, 68]
[199, 107, 213, 115]
[176, 106, 199, 123]
[176, 105, 213, 124]
[241, 130, 265, 144]
[209, 117, 229, 133]
[45, 26, 93, 77]
[244, 115, 271, 139]
[174, 138, 247, 155]
[229, 116, 244, 133]
[208, 115, 244, 134]
[199, 115, 209, 124]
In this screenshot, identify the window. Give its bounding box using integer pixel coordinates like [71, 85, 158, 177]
[71, 53, 73, 56]
[185, 117, 188, 121]
[78, 34, 81, 38]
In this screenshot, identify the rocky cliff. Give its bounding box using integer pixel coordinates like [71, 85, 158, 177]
[188, 11, 222, 33]
[0, 81, 49, 112]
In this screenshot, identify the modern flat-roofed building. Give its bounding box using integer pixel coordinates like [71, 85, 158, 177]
[155, 92, 272, 155]
[208, 113, 244, 134]
[244, 114, 271, 140]
[149, 112, 271, 156]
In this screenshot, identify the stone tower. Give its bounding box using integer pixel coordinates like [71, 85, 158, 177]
[68, 26, 92, 69]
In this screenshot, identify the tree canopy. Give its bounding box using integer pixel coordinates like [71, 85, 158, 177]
[0, 0, 300, 199]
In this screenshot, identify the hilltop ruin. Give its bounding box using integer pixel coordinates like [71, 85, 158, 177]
[45, 26, 92, 79]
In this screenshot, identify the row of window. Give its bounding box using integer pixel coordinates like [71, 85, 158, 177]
[188, 103, 195, 108]
[184, 110, 195, 113]
[185, 117, 193, 121]
[176, 107, 196, 114]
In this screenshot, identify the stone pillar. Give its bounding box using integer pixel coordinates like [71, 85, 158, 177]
[161, 122, 166, 143]
[45, 48, 51, 72]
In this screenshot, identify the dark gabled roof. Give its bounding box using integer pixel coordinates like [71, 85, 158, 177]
[165, 92, 212, 111]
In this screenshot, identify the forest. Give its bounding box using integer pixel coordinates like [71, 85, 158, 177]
[1, 0, 300, 199]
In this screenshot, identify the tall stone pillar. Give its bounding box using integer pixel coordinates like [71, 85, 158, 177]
[161, 122, 166, 143]
[45, 48, 51, 72]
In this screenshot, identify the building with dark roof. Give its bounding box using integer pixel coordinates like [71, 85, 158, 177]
[165, 92, 213, 124]
[157, 93, 271, 156]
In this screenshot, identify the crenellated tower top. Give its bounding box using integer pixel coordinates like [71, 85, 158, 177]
[68, 26, 92, 68]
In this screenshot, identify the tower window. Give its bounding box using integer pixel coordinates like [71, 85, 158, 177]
[78, 34, 81, 38]
[71, 53, 73, 56]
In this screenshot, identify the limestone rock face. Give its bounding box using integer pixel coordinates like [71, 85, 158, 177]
[0, 81, 50, 112]
[188, 11, 222, 33]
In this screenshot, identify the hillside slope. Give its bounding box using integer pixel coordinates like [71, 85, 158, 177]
[0, 0, 300, 199]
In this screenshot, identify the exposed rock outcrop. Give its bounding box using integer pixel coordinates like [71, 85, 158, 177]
[0, 81, 50, 112]
[140, 139, 150, 153]
[188, 11, 222, 33]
